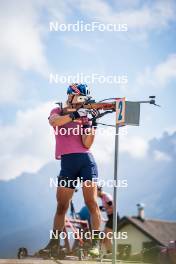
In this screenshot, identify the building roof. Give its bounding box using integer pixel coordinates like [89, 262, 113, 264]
[118, 216, 176, 246]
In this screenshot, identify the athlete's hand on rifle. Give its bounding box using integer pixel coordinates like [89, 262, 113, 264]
[90, 109, 100, 118]
[69, 108, 89, 120]
[77, 108, 89, 117]
[90, 109, 99, 129]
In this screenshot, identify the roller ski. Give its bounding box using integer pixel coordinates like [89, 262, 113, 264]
[17, 239, 66, 260]
[87, 234, 102, 260]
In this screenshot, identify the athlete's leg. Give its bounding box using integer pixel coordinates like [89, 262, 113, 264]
[82, 181, 101, 256]
[82, 181, 101, 231]
[103, 227, 113, 253]
[53, 186, 75, 230]
[38, 186, 74, 255]
[54, 153, 78, 230]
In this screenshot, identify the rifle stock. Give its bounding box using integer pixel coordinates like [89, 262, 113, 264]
[61, 101, 116, 114]
[82, 102, 116, 110]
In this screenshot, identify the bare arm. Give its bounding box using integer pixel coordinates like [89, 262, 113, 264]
[49, 106, 80, 127]
[49, 113, 72, 127]
[82, 128, 96, 149]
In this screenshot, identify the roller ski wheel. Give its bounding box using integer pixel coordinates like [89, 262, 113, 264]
[78, 248, 84, 261]
[17, 247, 28, 259]
[37, 247, 60, 259]
[88, 246, 100, 258]
[57, 246, 67, 260]
[102, 252, 112, 259]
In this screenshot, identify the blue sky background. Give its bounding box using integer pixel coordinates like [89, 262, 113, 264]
[0, 0, 176, 182]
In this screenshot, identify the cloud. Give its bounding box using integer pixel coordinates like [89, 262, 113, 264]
[153, 150, 172, 162]
[43, 0, 72, 23]
[92, 126, 149, 163]
[62, 36, 95, 52]
[0, 1, 50, 75]
[136, 54, 176, 88]
[91, 127, 114, 164]
[76, 0, 176, 31]
[92, 127, 176, 164]
[92, 127, 176, 167]
[120, 135, 149, 158]
[0, 68, 23, 103]
[0, 1, 50, 105]
[0, 102, 55, 180]
[0, 0, 72, 105]
[0, 0, 76, 105]
[150, 131, 176, 159]
[1, 0, 175, 105]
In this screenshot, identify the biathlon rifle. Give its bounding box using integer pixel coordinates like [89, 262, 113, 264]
[57, 95, 159, 110]
[56, 97, 116, 121]
[56, 95, 160, 126]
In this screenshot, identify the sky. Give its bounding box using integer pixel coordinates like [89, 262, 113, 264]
[0, 0, 176, 181]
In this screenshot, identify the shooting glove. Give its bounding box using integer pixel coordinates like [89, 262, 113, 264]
[69, 108, 88, 120]
[90, 109, 99, 129]
[90, 109, 99, 118]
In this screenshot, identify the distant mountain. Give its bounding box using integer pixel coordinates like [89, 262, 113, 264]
[118, 131, 176, 220]
[0, 131, 175, 257]
[0, 161, 58, 257]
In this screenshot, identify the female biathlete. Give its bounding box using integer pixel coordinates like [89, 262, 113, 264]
[39, 83, 101, 257]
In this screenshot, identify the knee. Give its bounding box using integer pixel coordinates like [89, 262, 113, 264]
[56, 202, 69, 215]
